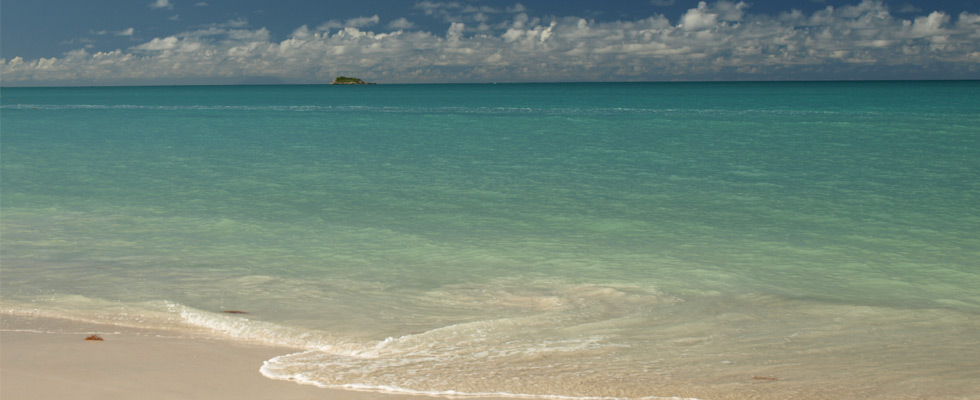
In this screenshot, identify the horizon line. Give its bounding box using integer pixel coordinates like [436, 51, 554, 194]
[4, 77, 979, 89]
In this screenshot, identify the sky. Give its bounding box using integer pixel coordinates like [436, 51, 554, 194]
[2, 0, 979, 86]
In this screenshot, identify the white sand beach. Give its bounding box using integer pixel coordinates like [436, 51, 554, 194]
[0, 316, 443, 400]
[4, 314, 980, 400]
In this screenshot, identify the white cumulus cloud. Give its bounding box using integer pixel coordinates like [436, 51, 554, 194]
[680, 2, 719, 30]
[680, 1, 747, 30]
[3, 0, 979, 86]
[345, 15, 380, 28]
[388, 18, 417, 30]
[149, 0, 174, 10]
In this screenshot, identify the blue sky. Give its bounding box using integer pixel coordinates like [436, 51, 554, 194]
[2, 0, 979, 85]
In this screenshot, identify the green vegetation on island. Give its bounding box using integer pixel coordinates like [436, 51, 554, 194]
[331, 76, 375, 85]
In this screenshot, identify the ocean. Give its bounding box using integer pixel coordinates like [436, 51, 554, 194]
[2, 81, 979, 399]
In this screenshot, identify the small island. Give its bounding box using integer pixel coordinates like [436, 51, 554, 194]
[330, 76, 375, 85]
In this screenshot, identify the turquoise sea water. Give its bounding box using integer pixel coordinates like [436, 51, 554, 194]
[2, 82, 979, 399]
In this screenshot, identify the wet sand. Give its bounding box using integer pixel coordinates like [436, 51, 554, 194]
[0, 316, 446, 400]
[4, 315, 978, 400]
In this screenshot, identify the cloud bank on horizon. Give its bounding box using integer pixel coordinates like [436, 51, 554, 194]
[2, 0, 979, 85]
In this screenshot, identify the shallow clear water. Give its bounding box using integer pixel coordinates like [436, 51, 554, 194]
[2, 82, 979, 399]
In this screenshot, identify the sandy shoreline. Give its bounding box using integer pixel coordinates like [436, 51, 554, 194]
[5, 314, 979, 400]
[0, 316, 455, 400]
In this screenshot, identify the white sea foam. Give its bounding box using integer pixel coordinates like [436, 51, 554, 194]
[0, 296, 373, 355]
[258, 369, 704, 400]
[255, 287, 670, 398]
